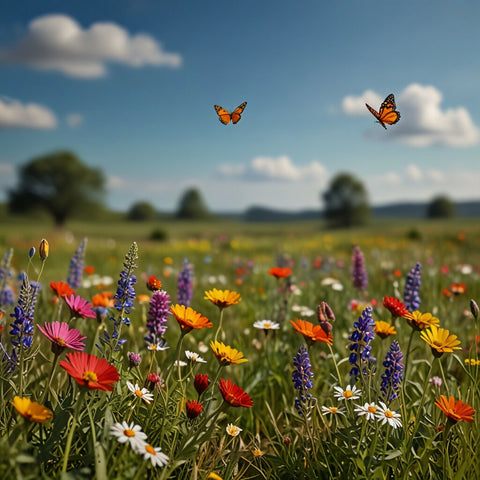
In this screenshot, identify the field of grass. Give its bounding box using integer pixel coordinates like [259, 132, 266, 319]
[0, 215, 479, 479]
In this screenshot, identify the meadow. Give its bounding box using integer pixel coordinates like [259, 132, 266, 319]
[0, 216, 479, 479]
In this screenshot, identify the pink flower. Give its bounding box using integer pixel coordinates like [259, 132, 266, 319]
[65, 294, 96, 319]
[38, 321, 87, 354]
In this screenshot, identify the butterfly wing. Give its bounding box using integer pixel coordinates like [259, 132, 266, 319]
[230, 102, 247, 124]
[214, 105, 232, 125]
[378, 94, 400, 127]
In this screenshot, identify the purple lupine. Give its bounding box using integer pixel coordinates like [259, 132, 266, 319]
[145, 289, 171, 345]
[348, 306, 376, 379]
[67, 238, 87, 288]
[177, 259, 193, 306]
[352, 245, 368, 291]
[403, 262, 422, 311]
[380, 340, 404, 401]
[0, 248, 14, 309]
[292, 344, 314, 417]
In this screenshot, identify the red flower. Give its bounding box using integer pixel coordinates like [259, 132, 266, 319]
[218, 378, 253, 408]
[60, 352, 119, 391]
[147, 275, 162, 292]
[186, 400, 203, 419]
[435, 395, 475, 423]
[84, 265, 95, 275]
[194, 373, 210, 396]
[383, 296, 410, 318]
[268, 267, 293, 279]
[50, 281, 75, 298]
[449, 283, 467, 295]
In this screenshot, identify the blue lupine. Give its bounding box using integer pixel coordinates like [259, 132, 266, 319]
[67, 237, 87, 288]
[352, 245, 368, 291]
[381, 340, 404, 401]
[292, 344, 314, 416]
[145, 289, 171, 345]
[404, 262, 422, 311]
[177, 259, 194, 306]
[0, 248, 14, 309]
[348, 306, 376, 379]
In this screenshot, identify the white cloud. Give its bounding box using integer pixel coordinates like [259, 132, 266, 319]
[342, 84, 480, 147]
[218, 155, 327, 182]
[66, 113, 83, 128]
[0, 96, 57, 129]
[406, 164, 423, 182]
[0, 14, 182, 78]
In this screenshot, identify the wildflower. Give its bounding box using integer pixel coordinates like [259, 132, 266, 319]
[39, 239, 49, 261]
[403, 262, 422, 311]
[218, 378, 253, 408]
[383, 297, 410, 319]
[375, 401, 402, 428]
[317, 301, 335, 335]
[146, 373, 163, 389]
[375, 321, 396, 339]
[177, 259, 194, 306]
[60, 352, 119, 391]
[470, 299, 479, 319]
[194, 373, 210, 396]
[173, 360, 187, 367]
[290, 319, 333, 345]
[110, 421, 148, 452]
[420, 326, 461, 357]
[210, 340, 248, 365]
[170, 304, 212, 334]
[11, 396, 52, 423]
[226, 423, 242, 436]
[138, 443, 169, 467]
[128, 352, 142, 367]
[145, 290, 170, 345]
[333, 384, 362, 401]
[380, 340, 404, 401]
[204, 288, 241, 308]
[64, 294, 96, 319]
[253, 320, 280, 330]
[147, 340, 169, 351]
[292, 344, 314, 416]
[208, 474, 223, 480]
[185, 350, 207, 363]
[347, 306, 376, 378]
[126, 381, 154, 404]
[351, 245, 368, 291]
[449, 283, 467, 296]
[268, 267, 293, 278]
[429, 376, 442, 388]
[67, 238, 87, 289]
[321, 406, 345, 415]
[50, 281, 75, 298]
[186, 400, 203, 419]
[9, 305, 34, 350]
[84, 265, 95, 275]
[37, 321, 86, 354]
[253, 448, 263, 457]
[405, 311, 440, 330]
[147, 275, 162, 292]
[91, 291, 114, 308]
[435, 395, 475, 423]
[113, 242, 138, 325]
[354, 402, 378, 421]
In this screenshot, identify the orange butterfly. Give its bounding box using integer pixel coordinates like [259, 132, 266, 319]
[214, 102, 247, 125]
[365, 94, 400, 130]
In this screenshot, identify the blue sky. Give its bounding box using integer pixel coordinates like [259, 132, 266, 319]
[1, 0, 480, 212]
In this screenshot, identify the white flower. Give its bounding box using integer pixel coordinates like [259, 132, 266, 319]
[147, 340, 169, 351]
[321, 406, 345, 415]
[333, 384, 362, 401]
[375, 401, 402, 428]
[354, 402, 379, 421]
[198, 341, 209, 353]
[253, 320, 280, 330]
[110, 421, 147, 452]
[137, 443, 169, 467]
[126, 381, 154, 404]
[185, 350, 207, 363]
[226, 423, 242, 437]
[173, 360, 188, 367]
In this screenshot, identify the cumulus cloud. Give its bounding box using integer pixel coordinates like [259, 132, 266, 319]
[342, 84, 480, 147]
[406, 164, 423, 182]
[0, 96, 57, 129]
[0, 14, 182, 78]
[66, 113, 83, 128]
[218, 155, 327, 182]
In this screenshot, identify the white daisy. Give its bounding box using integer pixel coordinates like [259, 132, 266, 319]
[173, 360, 188, 367]
[354, 402, 379, 421]
[110, 421, 147, 452]
[147, 340, 169, 351]
[375, 401, 402, 428]
[253, 320, 280, 330]
[126, 381, 154, 404]
[226, 423, 242, 437]
[333, 384, 362, 401]
[138, 443, 169, 467]
[185, 350, 207, 363]
[321, 405, 345, 415]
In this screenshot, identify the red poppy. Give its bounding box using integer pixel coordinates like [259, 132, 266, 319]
[50, 281, 75, 298]
[218, 378, 253, 408]
[449, 283, 467, 295]
[186, 400, 203, 419]
[60, 352, 119, 391]
[147, 275, 162, 292]
[268, 267, 293, 279]
[194, 373, 210, 396]
[383, 296, 410, 318]
[84, 265, 95, 275]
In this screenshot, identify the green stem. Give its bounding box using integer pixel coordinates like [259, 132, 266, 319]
[327, 344, 342, 389]
[40, 352, 60, 404]
[214, 308, 225, 343]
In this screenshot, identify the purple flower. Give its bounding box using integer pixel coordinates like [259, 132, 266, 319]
[292, 344, 314, 416]
[128, 352, 142, 367]
[380, 340, 404, 401]
[67, 238, 87, 288]
[352, 245, 368, 291]
[177, 259, 194, 307]
[0, 248, 14, 309]
[145, 290, 171, 345]
[403, 262, 422, 311]
[348, 306, 376, 379]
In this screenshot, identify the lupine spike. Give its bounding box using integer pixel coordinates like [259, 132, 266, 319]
[177, 258, 194, 306]
[381, 340, 404, 401]
[403, 262, 422, 311]
[292, 344, 314, 416]
[145, 290, 171, 345]
[67, 238, 87, 288]
[352, 245, 368, 291]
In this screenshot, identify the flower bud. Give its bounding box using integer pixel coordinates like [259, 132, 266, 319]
[29, 247, 35, 259]
[39, 239, 49, 261]
[470, 299, 479, 320]
[194, 373, 210, 396]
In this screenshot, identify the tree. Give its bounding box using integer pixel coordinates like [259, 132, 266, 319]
[127, 201, 157, 221]
[322, 173, 370, 228]
[176, 188, 211, 220]
[9, 151, 105, 226]
[426, 195, 455, 219]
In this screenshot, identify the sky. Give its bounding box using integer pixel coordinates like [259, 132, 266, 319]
[1, 0, 480, 213]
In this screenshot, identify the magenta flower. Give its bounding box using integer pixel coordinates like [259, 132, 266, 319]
[65, 294, 96, 319]
[37, 321, 87, 354]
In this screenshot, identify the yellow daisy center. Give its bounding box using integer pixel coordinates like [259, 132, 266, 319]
[83, 370, 98, 382]
[135, 389, 144, 397]
[264, 322, 271, 328]
[343, 390, 353, 398]
[385, 410, 393, 418]
[145, 445, 156, 455]
[124, 429, 135, 438]
[330, 407, 339, 413]
[367, 406, 377, 413]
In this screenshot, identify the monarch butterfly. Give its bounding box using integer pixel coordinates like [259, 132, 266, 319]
[365, 94, 400, 130]
[214, 102, 247, 125]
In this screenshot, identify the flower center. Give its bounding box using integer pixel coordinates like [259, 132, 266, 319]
[145, 445, 156, 455]
[135, 389, 144, 397]
[433, 340, 443, 348]
[124, 429, 135, 438]
[55, 337, 67, 346]
[367, 406, 377, 413]
[343, 390, 353, 398]
[83, 370, 98, 382]
[330, 407, 338, 413]
[385, 410, 393, 418]
[264, 322, 271, 328]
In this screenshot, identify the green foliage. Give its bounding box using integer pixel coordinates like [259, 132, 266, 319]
[127, 201, 157, 221]
[149, 227, 169, 241]
[175, 188, 211, 220]
[427, 195, 456, 219]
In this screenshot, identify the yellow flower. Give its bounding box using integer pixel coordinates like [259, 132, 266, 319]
[405, 311, 440, 330]
[170, 304, 213, 333]
[253, 448, 264, 457]
[374, 321, 397, 339]
[12, 396, 52, 423]
[204, 289, 241, 309]
[210, 340, 248, 366]
[208, 473, 223, 480]
[420, 326, 461, 357]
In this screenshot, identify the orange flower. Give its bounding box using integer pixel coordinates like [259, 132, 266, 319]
[450, 283, 467, 295]
[12, 396, 52, 423]
[435, 395, 475, 423]
[218, 378, 253, 408]
[268, 267, 293, 278]
[147, 275, 162, 292]
[91, 291, 114, 308]
[50, 281, 75, 298]
[170, 304, 212, 333]
[375, 321, 396, 339]
[84, 265, 95, 275]
[204, 289, 241, 309]
[290, 319, 333, 345]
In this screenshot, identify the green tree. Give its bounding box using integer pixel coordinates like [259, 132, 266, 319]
[426, 195, 455, 219]
[322, 172, 370, 228]
[127, 201, 157, 221]
[8, 151, 105, 226]
[176, 188, 211, 220]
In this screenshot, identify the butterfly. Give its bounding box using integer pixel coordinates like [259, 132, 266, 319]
[365, 94, 400, 130]
[214, 102, 247, 125]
